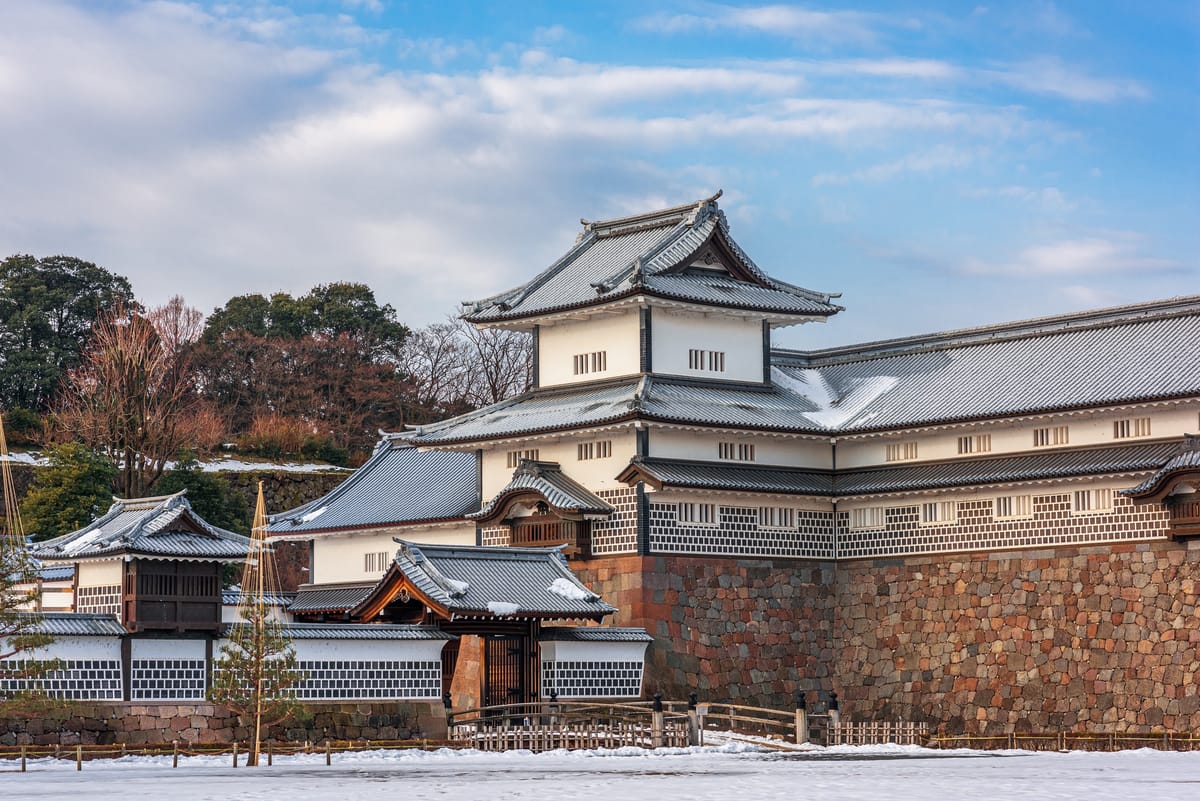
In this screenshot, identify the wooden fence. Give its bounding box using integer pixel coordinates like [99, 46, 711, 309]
[0, 739, 460, 771]
[826, 720, 929, 746]
[448, 701, 690, 751]
[930, 732, 1200, 752]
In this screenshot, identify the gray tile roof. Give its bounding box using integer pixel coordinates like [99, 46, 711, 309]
[267, 439, 477, 535]
[1122, 436, 1200, 497]
[222, 589, 296, 607]
[380, 540, 615, 620]
[462, 194, 840, 324]
[30, 492, 251, 562]
[226, 622, 454, 641]
[624, 443, 1174, 498]
[622, 457, 833, 496]
[289, 583, 377, 614]
[774, 296, 1200, 433]
[835, 442, 1177, 497]
[471, 460, 614, 520]
[22, 612, 125, 636]
[415, 296, 1200, 446]
[540, 627, 653, 643]
[37, 563, 75, 582]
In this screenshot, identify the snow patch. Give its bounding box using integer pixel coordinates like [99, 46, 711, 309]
[487, 601, 520, 615]
[772, 367, 898, 429]
[546, 577, 593, 601]
[299, 506, 327, 523]
[444, 578, 470, 596]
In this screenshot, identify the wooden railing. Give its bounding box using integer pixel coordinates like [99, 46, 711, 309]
[827, 720, 929, 746]
[449, 701, 691, 751]
[931, 732, 1200, 751]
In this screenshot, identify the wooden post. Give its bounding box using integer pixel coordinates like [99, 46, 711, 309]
[76, 745, 82, 771]
[20, 746, 26, 772]
[267, 742, 273, 766]
[795, 707, 809, 745]
[325, 740, 331, 766]
[173, 741, 179, 768]
[233, 741, 239, 768]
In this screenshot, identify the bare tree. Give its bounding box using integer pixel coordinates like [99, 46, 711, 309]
[54, 299, 223, 497]
[460, 322, 533, 406]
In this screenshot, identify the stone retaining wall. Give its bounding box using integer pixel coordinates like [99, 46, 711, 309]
[578, 538, 1198, 734]
[0, 701, 446, 746]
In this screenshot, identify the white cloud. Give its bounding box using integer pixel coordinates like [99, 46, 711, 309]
[962, 233, 1180, 277]
[985, 57, 1148, 102]
[961, 185, 1075, 212]
[813, 146, 977, 185]
[633, 4, 889, 46]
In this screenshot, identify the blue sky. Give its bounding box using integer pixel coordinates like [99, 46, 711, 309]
[0, 1, 1195, 348]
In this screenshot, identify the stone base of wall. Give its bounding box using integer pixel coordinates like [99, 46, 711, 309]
[0, 701, 446, 746]
[574, 539, 1198, 735]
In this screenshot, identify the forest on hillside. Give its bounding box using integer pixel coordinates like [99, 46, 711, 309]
[0, 254, 531, 539]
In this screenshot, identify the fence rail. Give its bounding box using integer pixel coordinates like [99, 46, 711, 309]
[448, 701, 691, 751]
[931, 732, 1200, 752]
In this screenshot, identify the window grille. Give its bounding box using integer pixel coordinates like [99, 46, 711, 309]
[995, 495, 1032, 519]
[850, 507, 885, 530]
[364, 551, 390, 573]
[1113, 417, 1151, 439]
[573, 351, 607, 375]
[885, 441, 918, 462]
[677, 502, 716, 525]
[1033, 425, 1069, 447]
[718, 442, 755, 461]
[1072, 488, 1113, 514]
[687, 349, 726, 372]
[957, 434, 992, 454]
[758, 507, 795, 529]
[506, 449, 540, 468]
[920, 501, 957, 525]
[577, 440, 612, 460]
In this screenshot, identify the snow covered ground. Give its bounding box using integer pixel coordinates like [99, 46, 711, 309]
[8, 744, 1200, 801]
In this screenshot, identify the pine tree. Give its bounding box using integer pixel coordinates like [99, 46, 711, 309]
[209, 482, 302, 766]
[0, 413, 55, 709]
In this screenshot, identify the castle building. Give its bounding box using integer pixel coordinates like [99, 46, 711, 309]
[268, 193, 1199, 732]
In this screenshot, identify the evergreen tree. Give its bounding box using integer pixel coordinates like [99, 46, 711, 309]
[0, 414, 55, 709]
[154, 453, 249, 533]
[18, 442, 116, 541]
[209, 484, 302, 766]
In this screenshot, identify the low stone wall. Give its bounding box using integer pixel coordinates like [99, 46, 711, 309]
[0, 701, 446, 746]
[835, 539, 1198, 735]
[577, 538, 1198, 735]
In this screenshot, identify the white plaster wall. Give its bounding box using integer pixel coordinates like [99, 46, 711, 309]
[5, 635, 121, 661]
[481, 430, 637, 499]
[650, 429, 831, 468]
[539, 640, 649, 663]
[312, 523, 474, 585]
[837, 403, 1200, 468]
[132, 638, 206, 660]
[221, 603, 290, 624]
[649, 489, 834, 514]
[538, 311, 641, 387]
[284, 638, 447, 663]
[77, 560, 122, 587]
[651, 309, 763, 383]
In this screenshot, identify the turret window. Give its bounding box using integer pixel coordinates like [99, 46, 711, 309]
[573, 351, 607, 375]
[718, 442, 755, 461]
[1113, 417, 1151, 439]
[506, 448, 540, 468]
[1033, 425, 1069, 447]
[364, 551, 390, 573]
[577, 440, 612, 460]
[688, 349, 725, 372]
[885, 441, 919, 462]
[957, 434, 991, 454]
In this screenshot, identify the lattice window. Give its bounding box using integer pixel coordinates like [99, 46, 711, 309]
[131, 659, 206, 700]
[687, 349, 725, 372]
[291, 660, 442, 700]
[1113, 417, 1151, 439]
[541, 659, 644, 698]
[758, 507, 795, 529]
[995, 494, 1033, 519]
[77, 585, 121, 618]
[1072, 488, 1113, 514]
[677, 502, 716, 526]
[506, 449, 540, 468]
[920, 501, 957, 526]
[718, 442, 755, 461]
[851, 507, 885, 530]
[1033, 425, 1069, 447]
[572, 351, 607, 375]
[957, 434, 992, 454]
[0, 660, 122, 700]
[885, 441, 919, 462]
[364, 551, 391, 573]
[577, 440, 612, 460]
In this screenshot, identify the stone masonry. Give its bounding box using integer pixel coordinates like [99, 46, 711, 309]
[0, 701, 446, 746]
[578, 538, 1199, 734]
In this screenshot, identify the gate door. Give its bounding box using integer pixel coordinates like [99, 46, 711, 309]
[485, 635, 528, 711]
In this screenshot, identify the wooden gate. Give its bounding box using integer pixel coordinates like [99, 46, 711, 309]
[485, 635, 528, 711]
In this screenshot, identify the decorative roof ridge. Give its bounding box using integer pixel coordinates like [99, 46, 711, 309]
[392, 538, 569, 560]
[777, 294, 1200, 367]
[580, 191, 723, 236]
[36, 611, 119, 620]
[1120, 434, 1200, 497]
[629, 455, 833, 475]
[839, 439, 1176, 478]
[405, 389, 532, 436]
[294, 579, 376, 592]
[118, 490, 189, 511]
[462, 228, 601, 318]
[590, 221, 693, 294]
[269, 434, 401, 525]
